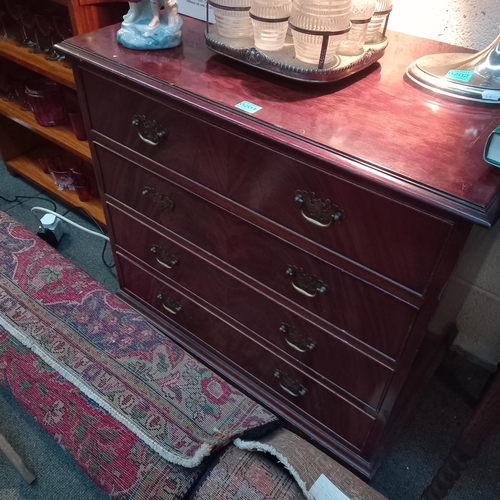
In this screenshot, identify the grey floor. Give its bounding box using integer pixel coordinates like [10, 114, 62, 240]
[1, 165, 500, 499]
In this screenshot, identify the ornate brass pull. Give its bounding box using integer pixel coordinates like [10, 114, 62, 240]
[132, 115, 167, 146]
[286, 265, 328, 298]
[157, 292, 182, 315]
[280, 323, 315, 353]
[274, 370, 307, 397]
[295, 190, 344, 228]
[142, 187, 175, 211]
[151, 245, 179, 269]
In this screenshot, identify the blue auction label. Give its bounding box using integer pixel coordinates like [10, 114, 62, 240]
[445, 69, 473, 83]
[235, 101, 262, 114]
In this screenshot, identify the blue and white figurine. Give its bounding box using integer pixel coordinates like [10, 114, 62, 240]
[117, 0, 182, 50]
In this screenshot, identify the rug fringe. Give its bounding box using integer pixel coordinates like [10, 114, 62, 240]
[234, 437, 314, 500]
[0, 314, 211, 468]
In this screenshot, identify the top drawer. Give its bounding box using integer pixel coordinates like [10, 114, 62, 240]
[81, 69, 453, 293]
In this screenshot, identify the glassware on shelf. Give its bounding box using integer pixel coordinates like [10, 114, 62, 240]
[250, 0, 292, 51]
[18, 4, 42, 53]
[52, 15, 73, 66]
[289, 0, 352, 67]
[211, 0, 253, 39]
[0, 0, 15, 41]
[5, 0, 32, 48]
[48, 155, 77, 191]
[70, 164, 92, 202]
[365, 0, 391, 44]
[35, 13, 61, 60]
[68, 109, 87, 141]
[36, 150, 57, 174]
[0, 72, 15, 101]
[13, 78, 30, 110]
[338, 0, 375, 56]
[25, 79, 68, 127]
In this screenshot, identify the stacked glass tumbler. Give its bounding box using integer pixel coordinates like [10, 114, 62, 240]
[250, 0, 293, 51]
[289, 0, 352, 67]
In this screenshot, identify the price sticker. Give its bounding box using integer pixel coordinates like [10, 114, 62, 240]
[235, 101, 262, 114]
[445, 70, 473, 83]
[309, 474, 350, 500]
[482, 90, 500, 101]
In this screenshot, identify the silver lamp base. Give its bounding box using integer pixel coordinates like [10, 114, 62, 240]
[406, 33, 500, 105]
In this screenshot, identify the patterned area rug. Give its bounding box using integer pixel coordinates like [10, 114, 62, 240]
[0, 210, 277, 494]
[190, 445, 306, 500]
[235, 428, 387, 500]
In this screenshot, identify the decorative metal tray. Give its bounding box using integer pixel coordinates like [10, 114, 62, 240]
[205, 25, 388, 83]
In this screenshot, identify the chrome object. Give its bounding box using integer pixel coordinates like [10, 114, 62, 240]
[406, 31, 500, 105]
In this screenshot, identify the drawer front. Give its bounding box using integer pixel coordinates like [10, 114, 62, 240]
[82, 70, 452, 294]
[99, 147, 417, 358]
[108, 204, 393, 409]
[225, 150, 453, 294]
[82, 68, 227, 194]
[97, 146, 418, 359]
[116, 253, 376, 451]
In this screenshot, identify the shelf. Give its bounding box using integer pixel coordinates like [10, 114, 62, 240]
[6, 148, 106, 226]
[0, 40, 75, 89]
[0, 98, 91, 162]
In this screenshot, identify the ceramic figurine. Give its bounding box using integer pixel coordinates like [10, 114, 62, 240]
[116, 0, 182, 50]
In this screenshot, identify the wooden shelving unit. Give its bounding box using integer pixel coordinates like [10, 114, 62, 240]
[0, 40, 75, 89]
[0, 98, 91, 161]
[7, 148, 106, 225]
[0, 0, 125, 227]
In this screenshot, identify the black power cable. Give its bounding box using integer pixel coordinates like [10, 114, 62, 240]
[61, 206, 115, 269]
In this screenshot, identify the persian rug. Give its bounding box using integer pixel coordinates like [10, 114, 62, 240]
[0, 210, 276, 471]
[0, 331, 202, 499]
[189, 444, 306, 500]
[235, 428, 387, 500]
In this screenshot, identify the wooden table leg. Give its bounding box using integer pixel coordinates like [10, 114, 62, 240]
[0, 433, 36, 484]
[420, 368, 500, 500]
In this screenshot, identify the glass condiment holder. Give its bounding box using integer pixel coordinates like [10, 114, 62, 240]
[250, 0, 292, 51]
[209, 0, 253, 38]
[289, 0, 352, 68]
[365, 0, 391, 44]
[338, 0, 375, 55]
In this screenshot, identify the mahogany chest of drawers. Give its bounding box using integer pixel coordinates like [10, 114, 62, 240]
[60, 20, 500, 477]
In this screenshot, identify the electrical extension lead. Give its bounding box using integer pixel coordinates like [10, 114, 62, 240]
[31, 207, 110, 241]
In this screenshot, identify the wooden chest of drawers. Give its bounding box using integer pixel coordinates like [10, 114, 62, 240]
[60, 20, 500, 477]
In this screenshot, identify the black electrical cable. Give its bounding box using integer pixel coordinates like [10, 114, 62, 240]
[61, 206, 115, 269]
[0, 194, 57, 212]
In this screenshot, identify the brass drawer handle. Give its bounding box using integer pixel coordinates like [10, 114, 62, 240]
[157, 292, 182, 315]
[295, 190, 344, 228]
[274, 369, 307, 397]
[286, 265, 328, 298]
[142, 187, 175, 211]
[280, 323, 315, 352]
[151, 244, 179, 269]
[132, 114, 167, 146]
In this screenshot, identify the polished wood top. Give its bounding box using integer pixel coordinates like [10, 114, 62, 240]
[59, 17, 500, 226]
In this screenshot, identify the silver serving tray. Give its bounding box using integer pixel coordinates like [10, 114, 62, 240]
[205, 25, 388, 83]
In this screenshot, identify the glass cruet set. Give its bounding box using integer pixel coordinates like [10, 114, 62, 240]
[209, 0, 392, 67]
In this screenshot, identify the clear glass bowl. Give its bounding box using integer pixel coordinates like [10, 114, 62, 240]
[213, 0, 253, 38]
[250, 0, 292, 51]
[289, 0, 351, 66]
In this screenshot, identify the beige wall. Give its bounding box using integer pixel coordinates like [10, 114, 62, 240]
[390, 1, 500, 369]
